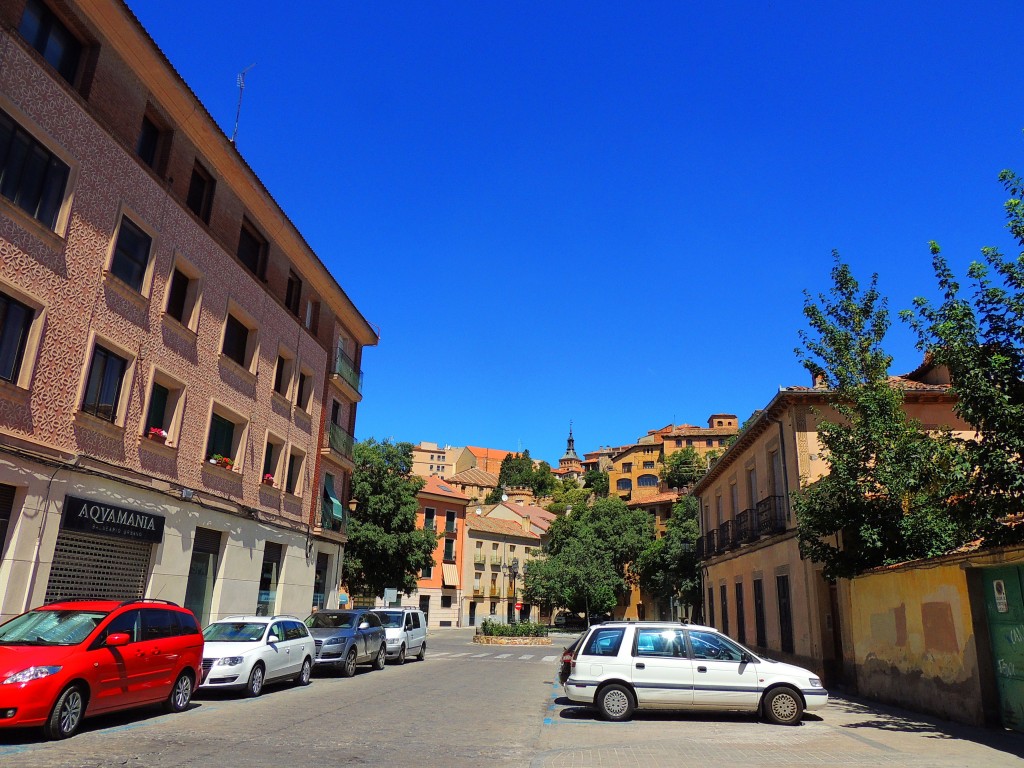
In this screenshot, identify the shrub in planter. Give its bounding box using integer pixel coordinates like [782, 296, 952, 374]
[479, 620, 548, 638]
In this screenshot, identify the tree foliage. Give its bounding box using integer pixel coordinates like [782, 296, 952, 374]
[345, 439, 437, 598]
[484, 449, 556, 502]
[545, 477, 591, 516]
[523, 495, 654, 612]
[583, 468, 609, 497]
[660, 447, 707, 489]
[902, 169, 1024, 544]
[792, 256, 970, 580]
[636, 496, 702, 613]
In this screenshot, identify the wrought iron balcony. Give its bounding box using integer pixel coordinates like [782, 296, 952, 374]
[704, 529, 717, 557]
[719, 520, 735, 551]
[695, 536, 706, 559]
[444, 524, 458, 537]
[474, 553, 486, 565]
[327, 422, 354, 459]
[333, 350, 364, 394]
[735, 510, 750, 542]
[756, 495, 787, 536]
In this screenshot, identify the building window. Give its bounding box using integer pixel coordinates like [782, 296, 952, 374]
[421, 565, 432, 579]
[163, 260, 202, 331]
[445, 510, 456, 533]
[109, 216, 152, 293]
[285, 270, 302, 316]
[144, 381, 170, 435]
[642, 461, 655, 470]
[621, 462, 632, 473]
[285, 449, 305, 495]
[18, 0, 81, 85]
[296, 368, 313, 411]
[706, 439, 714, 447]
[0, 292, 33, 384]
[136, 109, 169, 174]
[423, 508, 435, 530]
[441, 595, 453, 608]
[777, 574, 794, 654]
[686, 439, 693, 446]
[273, 353, 293, 397]
[443, 538, 455, 562]
[82, 345, 127, 422]
[186, 161, 214, 223]
[735, 582, 746, 645]
[222, 313, 257, 370]
[637, 474, 658, 488]
[675, 439, 682, 447]
[753, 578, 767, 647]
[720, 584, 729, 636]
[616, 478, 632, 491]
[206, 412, 235, 461]
[0, 109, 70, 230]
[237, 218, 267, 278]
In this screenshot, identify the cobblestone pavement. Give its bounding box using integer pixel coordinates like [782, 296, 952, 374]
[1, 628, 1021, 768]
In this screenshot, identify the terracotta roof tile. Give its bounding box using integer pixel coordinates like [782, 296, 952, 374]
[465, 515, 540, 539]
[419, 475, 470, 501]
[448, 467, 499, 486]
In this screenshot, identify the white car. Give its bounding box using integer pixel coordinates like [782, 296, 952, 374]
[564, 621, 827, 724]
[372, 608, 427, 664]
[200, 615, 315, 696]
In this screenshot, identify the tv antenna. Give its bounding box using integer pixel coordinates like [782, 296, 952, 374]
[231, 63, 256, 145]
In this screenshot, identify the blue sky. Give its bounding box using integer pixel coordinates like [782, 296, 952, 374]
[131, 1, 1024, 465]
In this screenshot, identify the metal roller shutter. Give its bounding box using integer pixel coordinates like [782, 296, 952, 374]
[0, 483, 14, 554]
[45, 531, 152, 603]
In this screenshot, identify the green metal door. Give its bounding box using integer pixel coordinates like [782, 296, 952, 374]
[982, 565, 1024, 732]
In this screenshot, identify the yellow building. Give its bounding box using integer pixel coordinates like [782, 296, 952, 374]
[692, 361, 973, 682]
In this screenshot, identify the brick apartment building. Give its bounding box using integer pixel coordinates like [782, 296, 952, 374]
[0, 0, 377, 622]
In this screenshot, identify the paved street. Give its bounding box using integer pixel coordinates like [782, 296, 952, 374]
[2, 628, 1022, 768]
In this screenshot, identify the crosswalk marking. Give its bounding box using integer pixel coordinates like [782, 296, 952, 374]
[518, 654, 535, 660]
[495, 653, 512, 659]
[448, 652, 471, 658]
[471, 653, 490, 658]
[431, 652, 449, 657]
[542, 655, 558, 662]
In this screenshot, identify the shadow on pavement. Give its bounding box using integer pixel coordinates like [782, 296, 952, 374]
[0, 701, 203, 745]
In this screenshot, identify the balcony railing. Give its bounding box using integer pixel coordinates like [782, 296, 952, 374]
[473, 588, 484, 597]
[719, 520, 735, 551]
[444, 524, 458, 537]
[490, 554, 503, 565]
[474, 553, 486, 565]
[424, 519, 436, 531]
[333, 350, 364, 394]
[695, 536, 706, 559]
[488, 587, 502, 597]
[704, 530, 717, 556]
[756, 495, 787, 536]
[327, 422, 354, 459]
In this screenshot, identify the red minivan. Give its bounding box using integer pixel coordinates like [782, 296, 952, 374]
[0, 599, 203, 739]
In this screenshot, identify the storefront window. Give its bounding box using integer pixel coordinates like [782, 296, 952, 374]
[184, 527, 221, 626]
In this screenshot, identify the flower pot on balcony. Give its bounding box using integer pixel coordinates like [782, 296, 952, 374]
[147, 433, 166, 444]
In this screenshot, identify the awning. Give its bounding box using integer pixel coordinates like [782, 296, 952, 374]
[322, 474, 345, 523]
[442, 562, 459, 588]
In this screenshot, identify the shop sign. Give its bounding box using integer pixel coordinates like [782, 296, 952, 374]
[62, 495, 165, 543]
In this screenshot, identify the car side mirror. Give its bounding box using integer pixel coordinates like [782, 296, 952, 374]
[105, 632, 131, 647]
[267, 634, 280, 644]
[358, 621, 370, 630]
[740, 651, 753, 663]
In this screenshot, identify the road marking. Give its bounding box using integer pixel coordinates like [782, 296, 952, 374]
[430, 651, 450, 657]
[448, 652, 471, 657]
[542, 655, 558, 662]
[518, 654, 535, 660]
[471, 652, 490, 658]
[495, 653, 512, 659]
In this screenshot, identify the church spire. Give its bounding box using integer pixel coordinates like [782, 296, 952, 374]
[561, 421, 579, 462]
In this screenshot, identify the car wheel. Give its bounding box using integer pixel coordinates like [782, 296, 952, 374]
[341, 648, 358, 678]
[44, 684, 85, 740]
[164, 671, 193, 713]
[763, 686, 804, 725]
[373, 644, 386, 670]
[396, 644, 406, 665]
[246, 663, 265, 697]
[416, 642, 426, 661]
[294, 657, 312, 686]
[597, 683, 635, 722]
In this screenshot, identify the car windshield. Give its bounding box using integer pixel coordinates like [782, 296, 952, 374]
[0, 609, 108, 646]
[305, 612, 357, 629]
[203, 622, 268, 642]
[373, 611, 405, 628]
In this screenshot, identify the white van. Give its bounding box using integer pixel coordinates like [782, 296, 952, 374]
[372, 608, 427, 664]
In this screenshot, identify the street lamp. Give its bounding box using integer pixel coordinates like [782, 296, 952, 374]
[507, 557, 520, 623]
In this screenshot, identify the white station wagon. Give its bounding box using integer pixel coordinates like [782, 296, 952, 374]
[564, 621, 827, 724]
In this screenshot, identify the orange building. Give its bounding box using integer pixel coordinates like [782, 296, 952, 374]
[412, 475, 469, 627]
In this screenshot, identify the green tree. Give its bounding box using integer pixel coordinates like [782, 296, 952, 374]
[792, 256, 970, 581]
[345, 439, 437, 598]
[636, 496, 702, 615]
[660, 446, 707, 489]
[902, 169, 1024, 544]
[583, 468, 609, 497]
[545, 477, 591, 516]
[484, 449, 556, 502]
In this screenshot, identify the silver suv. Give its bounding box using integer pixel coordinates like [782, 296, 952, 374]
[564, 621, 827, 724]
[371, 608, 427, 664]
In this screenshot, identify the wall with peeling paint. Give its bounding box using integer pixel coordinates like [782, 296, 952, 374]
[849, 562, 984, 724]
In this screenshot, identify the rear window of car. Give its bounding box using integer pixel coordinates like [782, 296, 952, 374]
[284, 621, 308, 640]
[582, 627, 625, 657]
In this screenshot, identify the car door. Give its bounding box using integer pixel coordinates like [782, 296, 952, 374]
[90, 609, 145, 710]
[138, 608, 179, 702]
[686, 629, 760, 710]
[363, 612, 383, 660]
[265, 620, 290, 679]
[630, 627, 694, 709]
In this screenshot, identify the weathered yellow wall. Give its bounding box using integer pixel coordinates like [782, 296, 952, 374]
[850, 563, 984, 724]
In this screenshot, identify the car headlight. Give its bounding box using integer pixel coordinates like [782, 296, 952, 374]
[215, 657, 245, 666]
[809, 677, 823, 688]
[4, 666, 62, 684]
[324, 637, 341, 645]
